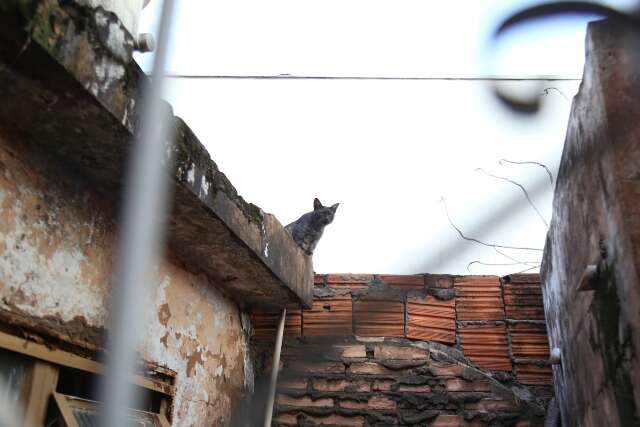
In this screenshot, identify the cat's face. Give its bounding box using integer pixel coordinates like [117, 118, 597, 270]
[314, 198, 339, 225]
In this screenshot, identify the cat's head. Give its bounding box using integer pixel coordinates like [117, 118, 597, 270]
[313, 198, 339, 225]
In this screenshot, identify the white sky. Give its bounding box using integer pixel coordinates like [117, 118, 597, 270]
[134, 0, 633, 275]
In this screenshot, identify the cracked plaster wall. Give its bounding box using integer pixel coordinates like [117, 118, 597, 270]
[0, 130, 250, 426]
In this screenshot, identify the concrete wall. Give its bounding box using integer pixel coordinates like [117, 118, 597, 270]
[0, 129, 250, 425]
[541, 20, 640, 426]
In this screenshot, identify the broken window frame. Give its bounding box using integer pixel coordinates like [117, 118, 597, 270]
[0, 329, 174, 426]
[52, 392, 171, 427]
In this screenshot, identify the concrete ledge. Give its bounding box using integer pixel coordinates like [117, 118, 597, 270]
[0, 0, 312, 308]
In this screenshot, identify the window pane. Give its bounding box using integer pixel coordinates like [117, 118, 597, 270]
[72, 407, 158, 427]
[0, 348, 30, 410]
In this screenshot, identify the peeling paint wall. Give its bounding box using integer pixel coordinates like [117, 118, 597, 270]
[0, 131, 250, 425]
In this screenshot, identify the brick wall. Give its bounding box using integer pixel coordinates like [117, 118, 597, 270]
[252, 273, 551, 385]
[267, 338, 551, 426]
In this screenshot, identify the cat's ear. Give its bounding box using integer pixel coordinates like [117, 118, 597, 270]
[313, 198, 323, 210]
[330, 203, 339, 212]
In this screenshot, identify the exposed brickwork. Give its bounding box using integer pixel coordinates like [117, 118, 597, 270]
[455, 276, 505, 321]
[377, 274, 425, 289]
[326, 274, 373, 290]
[354, 298, 404, 337]
[304, 294, 353, 336]
[271, 338, 551, 426]
[251, 306, 302, 338]
[406, 295, 456, 344]
[515, 363, 553, 386]
[509, 323, 550, 359]
[503, 274, 545, 321]
[458, 323, 512, 371]
[253, 273, 552, 381]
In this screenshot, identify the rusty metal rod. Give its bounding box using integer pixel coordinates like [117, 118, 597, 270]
[264, 308, 286, 427]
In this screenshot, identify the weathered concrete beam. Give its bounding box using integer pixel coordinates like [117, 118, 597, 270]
[0, 0, 313, 309]
[541, 20, 640, 426]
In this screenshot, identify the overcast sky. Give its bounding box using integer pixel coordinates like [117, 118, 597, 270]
[135, 0, 633, 275]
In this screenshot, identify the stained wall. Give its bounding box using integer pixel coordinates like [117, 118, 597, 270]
[0, 129, 250, 425]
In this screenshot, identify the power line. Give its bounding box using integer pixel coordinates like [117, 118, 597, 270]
[154, 73, 581, 82]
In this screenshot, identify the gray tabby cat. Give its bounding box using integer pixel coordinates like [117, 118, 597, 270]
[285, 198, 339, 255]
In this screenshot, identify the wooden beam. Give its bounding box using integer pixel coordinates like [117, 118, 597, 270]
[52, 393, 80, 427]
[0, 330, 174, 396]
[23, 361, 59, 427]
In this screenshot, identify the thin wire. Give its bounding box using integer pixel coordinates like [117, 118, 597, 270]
[475, 168, 549, 228]
[156, 73, 582, 81]
[440, 197, 544, 252]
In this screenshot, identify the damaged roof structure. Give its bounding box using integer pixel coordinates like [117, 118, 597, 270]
[1, 1, 640, 427]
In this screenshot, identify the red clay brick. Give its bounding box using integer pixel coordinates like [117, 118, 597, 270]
[251, 307, 302, 338]
[407, 296, 456, 344]
[340, 395, 396, 410]
[354, 298, 404, 337]
[509, 323, 550, 359]
[337, 344, 367, 358]
[326, 274, 373, 290]
[311, 378, 370, 392]
[273, 413, 298, 425]
[303, 295, 353, 336]
[289, 361, 345, 375]
[347, 361, 393, 375]
[458, 323, 512, 371]
[503, 282, 545, 320]
[301, 414, 365, 426]
[455, 276, 505, 321]
[278, 378, 308, 390]
[503, 273, 540, 284]
[377, 274, 425, 289]
[425, 274, 455, 289]
[515, 363, 553, 386]
[276, 395, 334, 408]
[351, 379, 372, 392]
[372, 379, 395, 391]
[446, 378, 492, 392]
[428, 361, 464, 377]
[431, 414, 465, 426]
[312, 378, 350, 392]
[396, 384, 431, 392]
[373, 344, 428, 360]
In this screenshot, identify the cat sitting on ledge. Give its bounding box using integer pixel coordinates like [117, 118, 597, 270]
[285, 198, 339, 256]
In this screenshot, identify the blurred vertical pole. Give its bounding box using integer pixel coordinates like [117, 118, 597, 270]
[97, 0, 176, 426]
[264, 309, 286, 427]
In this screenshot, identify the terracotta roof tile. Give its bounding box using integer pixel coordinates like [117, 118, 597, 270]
[509, 324, 550, 359]
[251, 307, 302, 338]
[503, 281, 545, 320]
[406, 296, 455, 344]
[377, 274, 425, 289]
[326, 274, 373, 290]
[458, 323, 512, 371]
[303, 295, 353, 336]
[515, 363, 553, 386]
[455, 276, 505, 321]
[354, 298, 404, 337]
